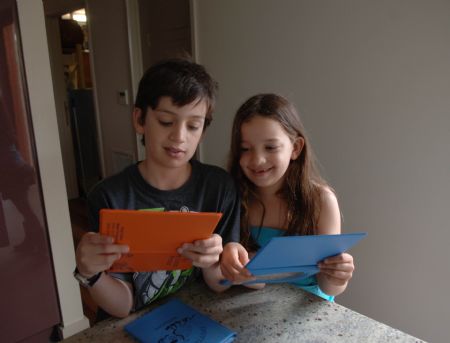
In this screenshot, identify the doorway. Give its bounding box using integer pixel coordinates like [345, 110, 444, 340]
[46, 7, 102, 202]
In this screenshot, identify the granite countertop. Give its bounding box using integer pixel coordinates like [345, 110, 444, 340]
[64, 282, 425, 342]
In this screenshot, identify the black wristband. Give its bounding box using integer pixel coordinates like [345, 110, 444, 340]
[73, 267, 102, 288]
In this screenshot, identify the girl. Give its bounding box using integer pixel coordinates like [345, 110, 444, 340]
[220, 93, 355, 300]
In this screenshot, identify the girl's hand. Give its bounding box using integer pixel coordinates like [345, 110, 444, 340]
[220, 242, 254, 283]
[318, 253, 354, 286]
[76, 232, 129, 278]
[178, 234, 223, 268]
[243, 250, 266, 289]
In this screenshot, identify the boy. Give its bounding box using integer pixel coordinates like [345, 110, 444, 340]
[74, 59, 239, 318]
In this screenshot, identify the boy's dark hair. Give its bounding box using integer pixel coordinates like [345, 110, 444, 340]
[135, 58, 218, 129]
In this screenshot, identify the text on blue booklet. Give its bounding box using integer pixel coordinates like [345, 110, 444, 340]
[124, 298, 236, 343]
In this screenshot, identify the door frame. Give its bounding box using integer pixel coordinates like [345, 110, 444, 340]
[125, 0, 145, 161]
[16, 0, 89, 338]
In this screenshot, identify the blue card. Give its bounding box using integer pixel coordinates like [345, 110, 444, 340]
[222, 232, 367, 285]
[124, 298, 236, 343]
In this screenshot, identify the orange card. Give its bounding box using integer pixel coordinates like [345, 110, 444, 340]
[99, 209, 223, 272]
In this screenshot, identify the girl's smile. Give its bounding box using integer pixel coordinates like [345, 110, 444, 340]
[249, 166, 274, 177]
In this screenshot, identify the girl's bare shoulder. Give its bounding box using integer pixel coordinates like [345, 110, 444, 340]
[319, 185, 337, 202]
[316, 185, 341, 235]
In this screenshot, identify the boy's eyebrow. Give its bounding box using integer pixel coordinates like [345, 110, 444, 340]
[154, 108, 205, 120]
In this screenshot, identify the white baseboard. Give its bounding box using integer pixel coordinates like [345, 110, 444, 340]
[58, 316, 90, 339]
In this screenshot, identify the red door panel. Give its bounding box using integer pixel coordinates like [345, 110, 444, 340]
[0, 1, 61, 341]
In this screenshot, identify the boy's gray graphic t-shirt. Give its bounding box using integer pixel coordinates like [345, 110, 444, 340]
[87, 160, 240, 311]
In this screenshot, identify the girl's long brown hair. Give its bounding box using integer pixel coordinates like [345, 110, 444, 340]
[228, 94, 330, 250]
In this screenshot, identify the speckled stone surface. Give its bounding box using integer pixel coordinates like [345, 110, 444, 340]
[64, 282, 425, 342]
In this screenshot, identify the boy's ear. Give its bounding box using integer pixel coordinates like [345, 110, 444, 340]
[291, 137, 305, 160]
[199, 130, 206, 142]
[133, 107, 145, 134]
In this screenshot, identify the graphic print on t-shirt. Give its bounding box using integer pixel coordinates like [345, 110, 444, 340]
[133, 268, 193, 310]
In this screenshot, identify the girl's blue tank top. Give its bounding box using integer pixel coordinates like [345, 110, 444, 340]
[250, 226, 334, 302]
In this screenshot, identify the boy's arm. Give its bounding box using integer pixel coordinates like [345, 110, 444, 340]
[76, 232, 133, 318]
[87, 272, 134, 318]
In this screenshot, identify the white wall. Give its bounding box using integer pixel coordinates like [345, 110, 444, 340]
[194, 1, 450, 342]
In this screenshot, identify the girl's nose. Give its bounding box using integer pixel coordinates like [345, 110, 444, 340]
[250, 152, 266, 166]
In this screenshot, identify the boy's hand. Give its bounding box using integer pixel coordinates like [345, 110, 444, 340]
[76, 232, 129, 278]
[318, 253, 354, 286]
[220, 242, 254, 284]
[178, 233, 223, 268]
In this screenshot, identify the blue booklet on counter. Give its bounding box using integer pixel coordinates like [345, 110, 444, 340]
[124, 298, 236, 343]
[221, 232, 367, 285]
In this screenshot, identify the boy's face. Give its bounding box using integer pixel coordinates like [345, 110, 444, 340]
[133, 96, 207, 170]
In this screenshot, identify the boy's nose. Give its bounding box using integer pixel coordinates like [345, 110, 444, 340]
[169, 125, 186, 142]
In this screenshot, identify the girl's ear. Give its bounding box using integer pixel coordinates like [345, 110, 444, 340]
[291, 136, 305, 160]
[133, 107, 145, 134]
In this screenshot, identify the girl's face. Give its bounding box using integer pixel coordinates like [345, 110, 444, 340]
[239, 115, 303, 194]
